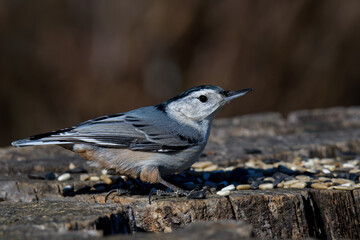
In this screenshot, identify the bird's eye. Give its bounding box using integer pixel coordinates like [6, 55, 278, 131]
[199, 95, 208, 102]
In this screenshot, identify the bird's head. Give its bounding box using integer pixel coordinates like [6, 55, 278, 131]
[161, 85, 253, 122]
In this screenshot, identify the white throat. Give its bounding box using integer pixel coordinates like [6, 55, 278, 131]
[165, 104, 212, 137]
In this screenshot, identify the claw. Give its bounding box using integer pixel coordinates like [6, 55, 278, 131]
[105, 188, 129, 202]
[148, 188, 157, 204]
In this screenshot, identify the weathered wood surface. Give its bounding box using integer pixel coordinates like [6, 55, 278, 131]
[1, 107, 360, 239]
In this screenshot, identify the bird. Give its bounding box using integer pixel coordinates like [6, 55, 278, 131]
[12, 85, 253, 196]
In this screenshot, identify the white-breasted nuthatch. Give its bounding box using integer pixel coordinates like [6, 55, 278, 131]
[12, 85, 252, 194]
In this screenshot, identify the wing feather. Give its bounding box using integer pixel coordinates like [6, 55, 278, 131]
[17, 107, 201, 152]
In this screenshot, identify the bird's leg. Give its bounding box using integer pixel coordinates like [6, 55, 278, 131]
[140, 166, 206, 203]
[159, 178, 208, 200]
[149, 177, 207, 203]
[159, 178, 189, 195]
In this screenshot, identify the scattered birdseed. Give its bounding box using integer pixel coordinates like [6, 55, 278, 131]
[63, 185, 73, 191]
[259, 183, 274, 190]
[45, 172, 56, 180]
[245, 161, 256, 168]
[203, 165, 219, 172]
[100, 175, 113, 185]
[191, 161, 213, 169]
[67, 167, 87, 174]
[263, 177, 275, 182]
[69, 163, 76, 170]
[216, 190, 230, 196]
[224, 166, 235, 171]
[343, 163, 355, 168]
[323, 182, 334, 187]
[58, 173, 71, 181]
[318, 177, 331, 182]
[221, 184, 235, 191]
[80, 174, 90, 181]
[94, 185, 106, 191]
[331, 178, 354, 184]
[341, 183, 353, 187]
[305, 169, 317, 174]
[283, 180, 300, 186]
[62, 185, 74, 196]
[27, 173, 45, 180]
[89, 176, 100, 181]
[331, 185, 355, 190]
[295, 175, 311, 181]
[203, 172, 210, 181]
[311, 183, 328, 189]
[236, 184, 251, 190]
[290, 182, 307, 189]
[319, 158, 335, 165]
[120, 175, 128, 181]
[323, 165, 336, 171]
[35, 154, 360, 195]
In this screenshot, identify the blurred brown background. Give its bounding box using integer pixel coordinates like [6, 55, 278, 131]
[1, 0, 360, 147]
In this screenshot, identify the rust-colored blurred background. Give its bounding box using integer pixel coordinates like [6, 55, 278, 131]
[1, 0, 360, 147]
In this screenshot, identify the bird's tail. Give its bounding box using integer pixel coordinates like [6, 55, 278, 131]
[11, 127, 75, 147]
[11, 138, 72, 147]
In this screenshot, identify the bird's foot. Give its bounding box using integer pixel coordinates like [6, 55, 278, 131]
[105, 188, 129, 202]
[148, 187, 206, 204]
[148, 188, 175, 204]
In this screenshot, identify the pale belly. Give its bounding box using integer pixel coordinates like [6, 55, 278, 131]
[74, 143, 206, 177]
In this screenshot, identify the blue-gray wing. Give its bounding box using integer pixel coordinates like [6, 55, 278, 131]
[13, 107, 200, 152]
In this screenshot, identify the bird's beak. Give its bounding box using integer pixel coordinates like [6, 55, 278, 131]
[224, 88, 253, 102]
